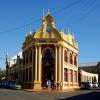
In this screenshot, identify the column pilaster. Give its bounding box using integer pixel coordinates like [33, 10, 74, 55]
[62, 46, 64, 82]
[38, 45, 42, 82]
[77, 54, 78, 83]
[55, 45, 57, 82]
[31, 47, 34, 88]
[35, 45, 37, 82]
[72, 52, 74, 84]
[58, 45, 61, 82]
[34, 44, 42, 90]
[28, 68, 29, 82]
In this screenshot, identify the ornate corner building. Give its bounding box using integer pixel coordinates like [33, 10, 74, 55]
[6, 12, 78, 90]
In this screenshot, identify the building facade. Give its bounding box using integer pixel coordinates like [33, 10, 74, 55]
[78, 70, 98, 85]
[79, 62, 100, 83]
[6, 12, 78, 90]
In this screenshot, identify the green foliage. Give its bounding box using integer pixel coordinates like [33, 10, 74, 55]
[0, 69, 6, 80]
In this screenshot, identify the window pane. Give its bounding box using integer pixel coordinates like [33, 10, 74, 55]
[64, 68, 68, 82]
[64, 50, 67, 62]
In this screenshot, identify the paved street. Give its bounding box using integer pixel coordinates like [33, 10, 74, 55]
[0, 88, 100, 100]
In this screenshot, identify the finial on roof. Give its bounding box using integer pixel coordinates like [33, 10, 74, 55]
[47, 9, 50, 14]
[60, 29, 64, 37]
[60, 29, 64, 33]
[6, 52, 8, 56]
[67, 27, 70, 35]
[6, 52, 10, 60]
[72, 32, 74, 39]
[23, 38, 25, 42]
[42, 9, 44, 18]
[68, 27, 69, 33]
[29, 28, 32, 35]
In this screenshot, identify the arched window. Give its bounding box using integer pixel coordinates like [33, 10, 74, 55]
[69, 53, 73, 64]
[26, 53, 28, 64]
[74, 54, 77, 66]
[29, 68, 32, 81]
[74, 71, 77, 82]
[26, 68, 28, 81]
[23, 53, 25, 65]
[25, 50, 29, 64]
[64, 68, 68, 82]
[69, 69, 73, 82]
[30, 50, 32, 62]
[64, 50, 68, 62]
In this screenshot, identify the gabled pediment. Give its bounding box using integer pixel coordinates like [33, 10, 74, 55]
[33, 27, 62, 40]
[63, 32, 78, 48]
[43, 13, 54, 21]
[33, 13, 62, 40]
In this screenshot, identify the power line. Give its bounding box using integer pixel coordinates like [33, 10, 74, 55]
[0, 57, 5, 61]
[0, 0, 99, 36]
[79, 0, 96, 11]
[1, 0, 97, 36]
[70, 0, 100, 28]
[52, 0, 81, 15]
[0, 0, 81, 36]
[0, 19, 41, 36]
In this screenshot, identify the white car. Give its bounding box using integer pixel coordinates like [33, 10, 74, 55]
[88, 82, 93, 88]
[92, 82, 98, 88]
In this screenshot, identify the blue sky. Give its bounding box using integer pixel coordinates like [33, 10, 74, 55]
[0, 0, 100, 69]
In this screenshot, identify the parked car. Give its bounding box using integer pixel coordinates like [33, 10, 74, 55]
[0, 82, 1, 88]
[1, 81, 6, 88]
[92, 82, 98, 88]
[12, 83, 21, 90]
[98, 83, 100, 87]
[9, 82, 15, 89]
[80, 82, 92, 89]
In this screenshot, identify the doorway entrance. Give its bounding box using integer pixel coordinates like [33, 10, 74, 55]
[42, 48, 55, 87]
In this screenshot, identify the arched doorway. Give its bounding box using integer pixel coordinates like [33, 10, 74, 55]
[42, 48, 55, 87]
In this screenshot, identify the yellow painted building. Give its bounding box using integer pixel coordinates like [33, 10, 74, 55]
[6, 12, 78, 90]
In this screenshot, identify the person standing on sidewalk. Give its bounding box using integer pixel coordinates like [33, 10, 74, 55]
[46, 79, 51, 89]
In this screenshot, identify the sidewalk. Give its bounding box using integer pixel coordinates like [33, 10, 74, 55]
[22, 88, 77, 93]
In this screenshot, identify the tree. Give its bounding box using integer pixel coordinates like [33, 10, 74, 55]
[0, 69, 6, 80]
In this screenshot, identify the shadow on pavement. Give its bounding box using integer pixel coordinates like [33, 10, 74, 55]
[56, 92, 100, 100]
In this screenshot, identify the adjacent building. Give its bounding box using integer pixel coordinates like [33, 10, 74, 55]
[6, 12, 79, 90]
[78, 69, 98, 85]
[79, 62, 100, 82]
